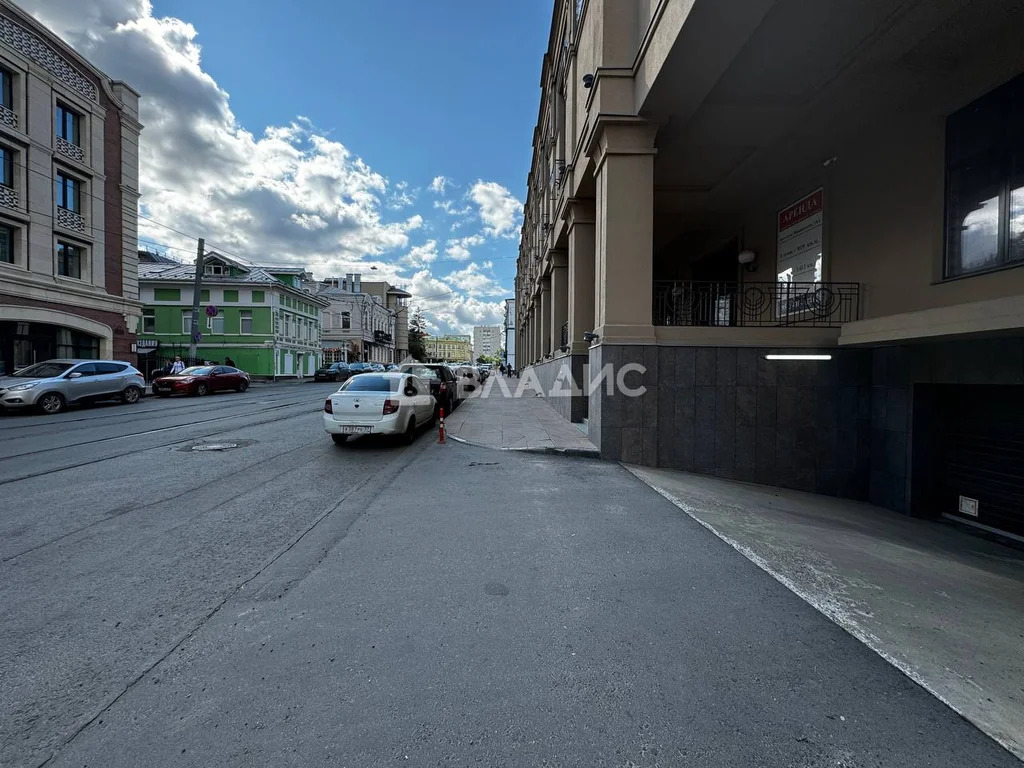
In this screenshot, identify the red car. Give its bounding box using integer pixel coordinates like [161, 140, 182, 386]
[152, 365, 250, 397]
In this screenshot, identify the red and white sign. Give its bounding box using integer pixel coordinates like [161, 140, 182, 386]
[777, 188, 823, 284]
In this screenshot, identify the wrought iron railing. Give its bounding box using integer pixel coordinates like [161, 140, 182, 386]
[560, 320, 569, 350]
[653, 281, 860, 328]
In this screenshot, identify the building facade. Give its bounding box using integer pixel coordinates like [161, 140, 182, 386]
[424, 334, 471, 363]
[317, 274, 399, 364]
[516, 0, 1024, 539]
[473, 325, 502, 359]
[503, 298, 516, 369]
[138, 253, 328, 378]
[0, 0, 142, 375]
[360, 279, 411, 362]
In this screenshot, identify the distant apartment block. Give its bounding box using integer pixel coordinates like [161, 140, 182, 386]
[473, 325, 501, 359]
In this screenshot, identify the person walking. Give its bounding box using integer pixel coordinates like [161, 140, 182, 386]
[169, 356, 185, 375]
[224, 356, 236, 368]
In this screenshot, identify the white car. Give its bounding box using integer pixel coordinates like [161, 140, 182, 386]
[323, 372, 435, 445]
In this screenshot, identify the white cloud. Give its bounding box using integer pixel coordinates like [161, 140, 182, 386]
[408, 270, 506, 336]
[429, 175, 450, 195]
[470, 180, 522, 239]
[433, 199, 472, 217]
[388, 181, 416, 210]
[444, 261, 507, 298]
[444, 234, 485, 262]
[20, 0, 421, 277]
[401, 240, 439, 267]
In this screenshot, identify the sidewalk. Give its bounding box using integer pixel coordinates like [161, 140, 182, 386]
[443, 374, 598, 456]
[624, 463, 1024, 761]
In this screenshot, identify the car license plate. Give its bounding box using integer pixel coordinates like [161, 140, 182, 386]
[339, 425, 372, 434]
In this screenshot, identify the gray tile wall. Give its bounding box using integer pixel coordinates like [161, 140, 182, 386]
[528, 354, 588, 423]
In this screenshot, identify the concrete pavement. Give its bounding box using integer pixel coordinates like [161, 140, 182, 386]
[443, 374, 598, 456]
[625, 464, 1024, 760]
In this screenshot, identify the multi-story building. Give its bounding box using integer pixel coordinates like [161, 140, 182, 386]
[360, 279, 411, 361]
[503, 298, 516, 370]
[0, 0, 142, 374]
[424, 334, 471, 363]
[517, 0, 1024, 539]
[138, 252, 328, 378]
[317, 274, 398, 364]
[473, 325, 502, 359]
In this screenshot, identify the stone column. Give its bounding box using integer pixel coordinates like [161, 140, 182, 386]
[539, 278, 552, 358]
[549, 251, 568, 355]
[565, 199, 595, 354]
[589, 118, 659, 344]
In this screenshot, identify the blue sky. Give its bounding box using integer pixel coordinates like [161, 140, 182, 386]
[25, 0, 551, 332]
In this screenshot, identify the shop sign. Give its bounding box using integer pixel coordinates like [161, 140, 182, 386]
[777, 188, 823, 283]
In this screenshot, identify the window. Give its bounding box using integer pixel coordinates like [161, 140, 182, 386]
[0, 68, 11, 110]
[204, 263, 225, 276]
[0, 224, 12, 264]
[945, 72, 1024, 277]
[142, 309, 155, 333]
[207, 314, 224, 334]
[56, 241, 81, 279]
[96, 363, 127, 375]
[252, 290, 265, 303]
[240, 309, 253, 334]
[155, 288, 180, 301]
[56, 173, 80, 213]
[55, 103, 80, 146]
[0, 146, 13, 188]
[200, 289, 210, 302]
[341, 311, 351, 330]
[223, 289, 238, 302]
[182, 310, 193, 334]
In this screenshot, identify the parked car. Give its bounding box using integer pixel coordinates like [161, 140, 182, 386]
[369, 362, 386, 372]
[348, 362, 371, 376]
[453, 365, 483, 394]
[397, 363, 459, 415]
[152, 365, 250, 397]
[385, 363, 398, 372]
[314, 362, 351, 382]
[0, 359, 145, 415]
[323, 372, 435, 445]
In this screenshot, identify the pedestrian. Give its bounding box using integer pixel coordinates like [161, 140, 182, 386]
[224, 356, 235, 368]
[169, 356, 185, 375]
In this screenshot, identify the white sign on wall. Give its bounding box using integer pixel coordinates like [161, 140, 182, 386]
[777, 188, 824, 284]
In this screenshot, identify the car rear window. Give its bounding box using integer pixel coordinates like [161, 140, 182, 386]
[401, 366, 442, 380]
[340, 375, 400, 392]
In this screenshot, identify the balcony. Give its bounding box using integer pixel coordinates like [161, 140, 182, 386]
[0, 104, 17, 131]
[56, 206, 87, 234]
[56, 135, 85, 164]
[0, 184, 17, 211]
[653, 281, 860, 328]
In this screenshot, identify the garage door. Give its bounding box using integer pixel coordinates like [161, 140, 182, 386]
[937, 385, 1024, 537]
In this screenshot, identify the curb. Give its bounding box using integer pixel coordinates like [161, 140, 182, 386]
[446, 434, 599, 459]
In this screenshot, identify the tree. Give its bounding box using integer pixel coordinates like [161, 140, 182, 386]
[408, 308, 428, 361]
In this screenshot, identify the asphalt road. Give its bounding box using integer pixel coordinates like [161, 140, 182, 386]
[0, 384, 1017, 767]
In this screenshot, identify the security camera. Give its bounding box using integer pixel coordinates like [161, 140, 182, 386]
[582, 331, 599, 343]
[582, 73, 595, 89]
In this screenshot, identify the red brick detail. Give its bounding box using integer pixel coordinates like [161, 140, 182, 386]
[0, 292, 137, 365]
[100, 89, 124, 299]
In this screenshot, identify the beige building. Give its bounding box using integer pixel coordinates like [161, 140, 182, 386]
[316, 274, 399, 364]
[0, 0, 142, 373]
[360, 278, 411, 362]
[516, 0, 1024, 538]
[424, 334, 471, 363]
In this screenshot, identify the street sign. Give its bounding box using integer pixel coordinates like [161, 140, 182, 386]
[205, 305, 219, 317]
[193, 332, 203, 343]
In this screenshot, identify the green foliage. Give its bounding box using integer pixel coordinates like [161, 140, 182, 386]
[408, 308, 428, 361]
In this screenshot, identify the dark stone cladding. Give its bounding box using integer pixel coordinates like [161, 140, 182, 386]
[527, 354, 588, 423]
[0, 292, 136, 362]
[585, 338, 1024, 514]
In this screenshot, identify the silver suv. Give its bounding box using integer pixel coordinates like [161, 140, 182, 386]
[0, 359, 146, 414]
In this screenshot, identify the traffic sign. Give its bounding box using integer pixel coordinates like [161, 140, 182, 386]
[193, 332, 203, 342]
[205, 304, 219, 317]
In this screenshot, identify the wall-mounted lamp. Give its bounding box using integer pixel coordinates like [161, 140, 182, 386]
[582, 331, 599, 343]
[582, 73, 595, 89]
[765, 354, 832, 361]
[737, 249, 757, 272]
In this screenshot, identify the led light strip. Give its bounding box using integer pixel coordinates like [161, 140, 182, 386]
[764, 354, 833, 361]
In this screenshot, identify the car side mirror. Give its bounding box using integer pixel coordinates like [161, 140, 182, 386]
[67, 372, 83, 379]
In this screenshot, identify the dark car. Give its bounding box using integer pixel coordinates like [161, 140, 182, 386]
[348, 362, 371, 376]
[397, 363, 458, 415]
[152, 365, 250, 397]
[315, 362, 351, 382]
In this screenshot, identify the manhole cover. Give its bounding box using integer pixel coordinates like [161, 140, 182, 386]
[190, 443, 239, 452]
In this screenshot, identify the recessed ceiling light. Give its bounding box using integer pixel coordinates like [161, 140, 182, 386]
[764, 354, 832, 361]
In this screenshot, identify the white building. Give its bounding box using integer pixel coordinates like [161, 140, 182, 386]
[503, 298, 515, 369]
[317, 273, 398, 364]
[473, 325, 501, 359]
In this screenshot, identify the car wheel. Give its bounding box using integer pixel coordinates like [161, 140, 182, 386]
[121, 385, 142, 404]
[331, 434, 348, 446]
[38, 392, 66, 414]
[403, 416, 416, 445]
[194, 382, 209, 397]
[236, 380, 249, 393]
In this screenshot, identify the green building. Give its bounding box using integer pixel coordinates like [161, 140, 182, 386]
[137, 252, 329, 379]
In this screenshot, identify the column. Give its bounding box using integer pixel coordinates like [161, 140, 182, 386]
[539, 278, 552, 358]
[566, 199, 595, 354]
[589, 118, 659, 343]
[549, 250, 568, 354]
